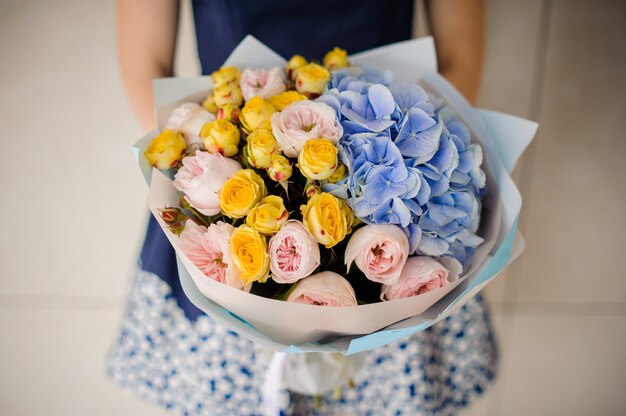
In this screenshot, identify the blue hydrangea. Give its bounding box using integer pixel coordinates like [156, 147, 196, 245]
[388, 82, 434, 116]
[320, 69, 487, 268]
[328, 66, 393, 91]
[417, 191, 484, 257]
[388, 82, 435, 129]
[437, 106, 486, 194]
[447, 240, 477, 271]
[339, 132, 422, 226]
[394, 107, 442, 164]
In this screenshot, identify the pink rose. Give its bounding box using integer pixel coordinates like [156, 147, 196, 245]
[286, 272, 357, 306]
[268, 220, 320, 284]
[381, 256, 462, 301]
[271, 100, 342, 157]
[240, 67, 286, 102]
[173, 150, 241, 216]
[344, 224, 409, 285]
[166, 103, 215, 151]
[178, 220, 249, 291]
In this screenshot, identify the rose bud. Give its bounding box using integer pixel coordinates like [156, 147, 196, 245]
[267, 154, 293, 182]
[214, 82, 243, 108]
[202, 91, 218, 113]
[295, 63, 330, 98]
[240, 96, 276, 133]
[268, 90, 308, 111]
[286, 54, 308, 81]
[211, 66, 241, 87]
[160, 207, 184, 225]
[323, 47, 349, 71]
[297, 138, 338, 180]
[304, 183, 321, 199]
[217, 103, 241, 123]
[200, 119, 241, 157]
[286, 272, 357, 307]
[327, 161, 347, 183]
[144, 129, 187, 169]
[340, 200, 356, 234]
[245, 129, 279, 169]
[159, 207, 186, 235]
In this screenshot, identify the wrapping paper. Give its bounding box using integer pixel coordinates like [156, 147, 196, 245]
[133, 35, 537, 356]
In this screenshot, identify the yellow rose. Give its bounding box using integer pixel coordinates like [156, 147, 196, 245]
[230, 226, 270, 284]
[144, 129, 186, 169]
[240, 96, 276, 133]
[211, 66, 240, 87]
[218, 169, 267, 218]
[327, 161, 347, 183]
[286, 54, 308, 81]
[268, 91, 308, 111]
[323, 47, 349, 71]
[202, 91, 218, 113]
[301, 193, 351, 248]
[217, 103, 241, 123]
[295, 63, 330, 98]
[297, 138, 338, 180]
[246, 195, 289, 235]
[200, 119, 241, 157]
[214, 82, 244, 108]
[267, 154, 293, 182]
[245, 130, 279, 169]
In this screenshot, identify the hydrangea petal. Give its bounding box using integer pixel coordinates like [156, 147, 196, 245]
[403, 198, 423, 217]
[455, 229, 484, 247]
[425, 135, 459, 175]
[395, 110, 442, 163]
[370, 197, 412, 226]
[417, 234, 449, 256]
[416, 175, 431, 206]
[403, 224, 422, 254]
[428, 204, 467, 226]
[315, 93, 341, 113]
[367, 84, 395, 118]
[388, 82, 434, 116]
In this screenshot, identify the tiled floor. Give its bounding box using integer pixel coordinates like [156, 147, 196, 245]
[0, 0, 624, 415]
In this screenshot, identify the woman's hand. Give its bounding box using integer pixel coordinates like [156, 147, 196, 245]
[117, 0, 180, 131]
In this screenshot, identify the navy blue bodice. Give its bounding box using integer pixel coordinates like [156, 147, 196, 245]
[192, 0, 414, 74]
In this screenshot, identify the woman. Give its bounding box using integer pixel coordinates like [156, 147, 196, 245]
[108, 1, 496, 414]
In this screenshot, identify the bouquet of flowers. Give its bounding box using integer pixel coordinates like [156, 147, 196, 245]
[135, 36, 537, 354]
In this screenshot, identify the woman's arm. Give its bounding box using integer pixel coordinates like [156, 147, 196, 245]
[117, 0, 180, 130]
[425, 0, 485, 104]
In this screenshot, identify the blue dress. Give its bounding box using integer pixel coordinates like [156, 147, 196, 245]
[107, 1, 498, 414]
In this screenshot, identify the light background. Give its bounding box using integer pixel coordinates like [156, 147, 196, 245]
[0, 0, 624, 414]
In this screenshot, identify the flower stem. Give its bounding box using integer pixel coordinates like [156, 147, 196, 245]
[186, 206, 210, 226]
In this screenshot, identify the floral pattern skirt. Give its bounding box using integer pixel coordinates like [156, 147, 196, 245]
[107, 267, 498, 415]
